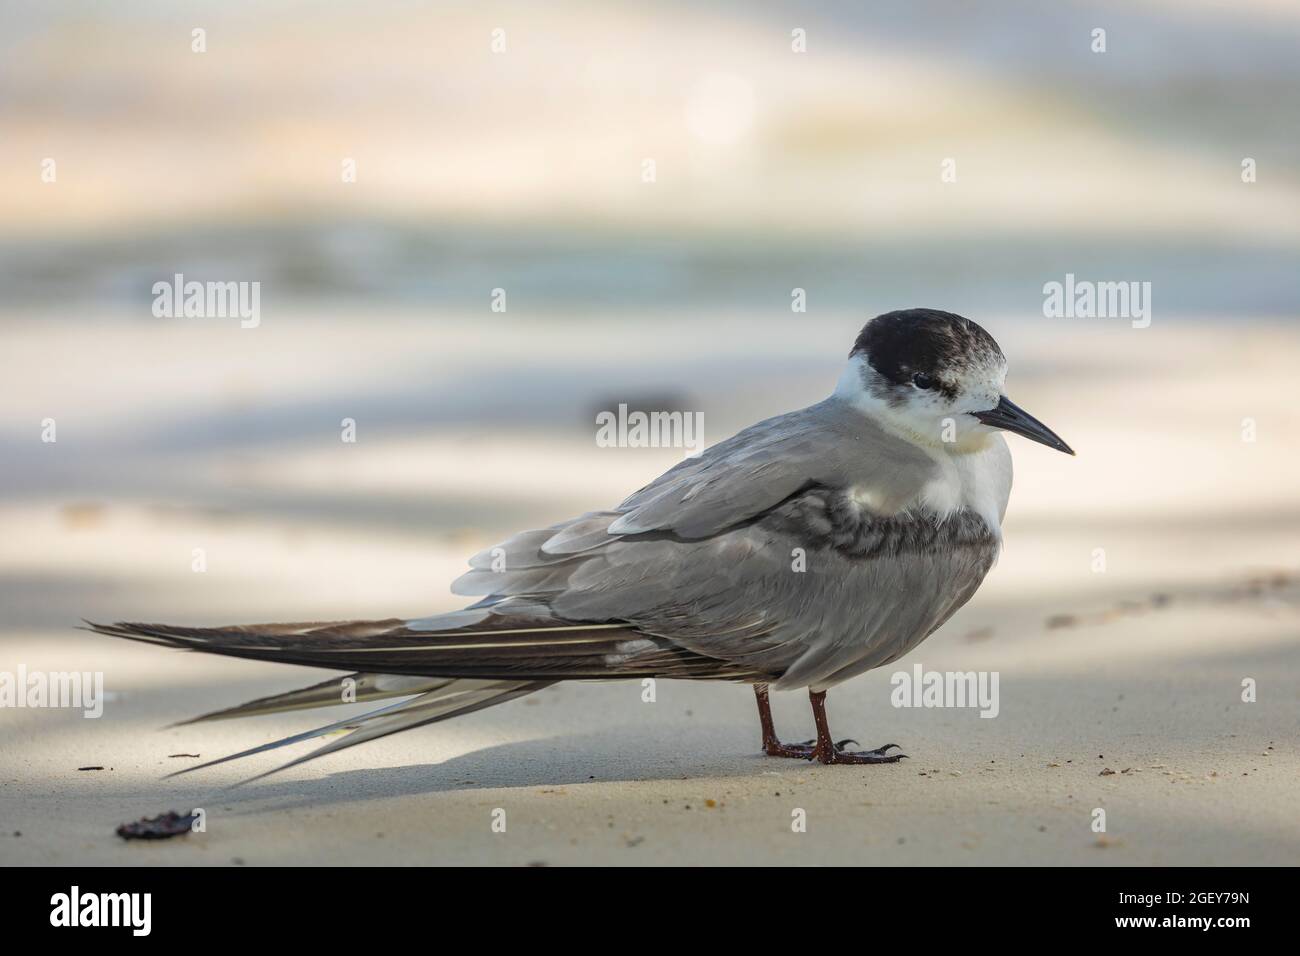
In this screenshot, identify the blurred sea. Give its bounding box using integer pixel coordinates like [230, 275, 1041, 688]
[2, 222, 1298, 318]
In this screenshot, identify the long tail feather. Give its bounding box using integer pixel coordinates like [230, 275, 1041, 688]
[167, 678, 545, 780]
[239, 679, 549, 783]
[165, 693, 431, 777]
[175, 673, 450, 725]
[86, 605, 750, 779]
[83, 612, 743, 680]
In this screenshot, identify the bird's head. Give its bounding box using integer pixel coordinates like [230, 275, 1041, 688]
[836, 308, 1074, 455]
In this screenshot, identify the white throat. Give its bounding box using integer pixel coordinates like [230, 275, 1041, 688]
[833, 355, 1012, 534]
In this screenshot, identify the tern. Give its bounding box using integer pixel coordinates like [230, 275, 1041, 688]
[90, 309, 1073, 777]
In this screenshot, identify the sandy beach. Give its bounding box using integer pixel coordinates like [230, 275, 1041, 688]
[2, 316, 1296, 866]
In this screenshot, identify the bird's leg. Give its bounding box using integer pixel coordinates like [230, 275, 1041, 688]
[806, 689, 907, 765]
[754, 683, 817, 758]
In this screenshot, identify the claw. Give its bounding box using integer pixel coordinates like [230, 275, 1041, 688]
[819, 747, 908, 765]
[763, 741, 817, 760]
[783, 738, 905, 762]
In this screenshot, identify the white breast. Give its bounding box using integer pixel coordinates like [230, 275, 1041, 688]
[919, 434, 1013, 536]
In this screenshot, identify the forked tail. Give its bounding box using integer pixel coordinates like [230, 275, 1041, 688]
[85, 607, 737, 780]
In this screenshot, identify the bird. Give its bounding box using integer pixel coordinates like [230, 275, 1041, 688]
[88, 308, 1073, 779]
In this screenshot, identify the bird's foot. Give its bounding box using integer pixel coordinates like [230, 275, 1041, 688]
[764, 738, 894, 761]
[763, 740, 817, 759]
[813, 741, 907, 765]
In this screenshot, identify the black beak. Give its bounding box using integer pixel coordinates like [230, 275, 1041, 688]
[973, 395, 1075, 455]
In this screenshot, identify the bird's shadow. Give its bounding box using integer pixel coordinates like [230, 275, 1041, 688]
[200, 725, 780, 815]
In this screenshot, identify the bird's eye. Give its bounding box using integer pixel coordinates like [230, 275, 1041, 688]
[912, 373, 935, 390]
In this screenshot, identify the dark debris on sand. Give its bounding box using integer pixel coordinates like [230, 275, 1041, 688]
[115, 811, 198, 841]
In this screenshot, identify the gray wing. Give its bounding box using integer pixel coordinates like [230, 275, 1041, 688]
[607, 398, 933, 538]
[453, 398, 998, 688]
